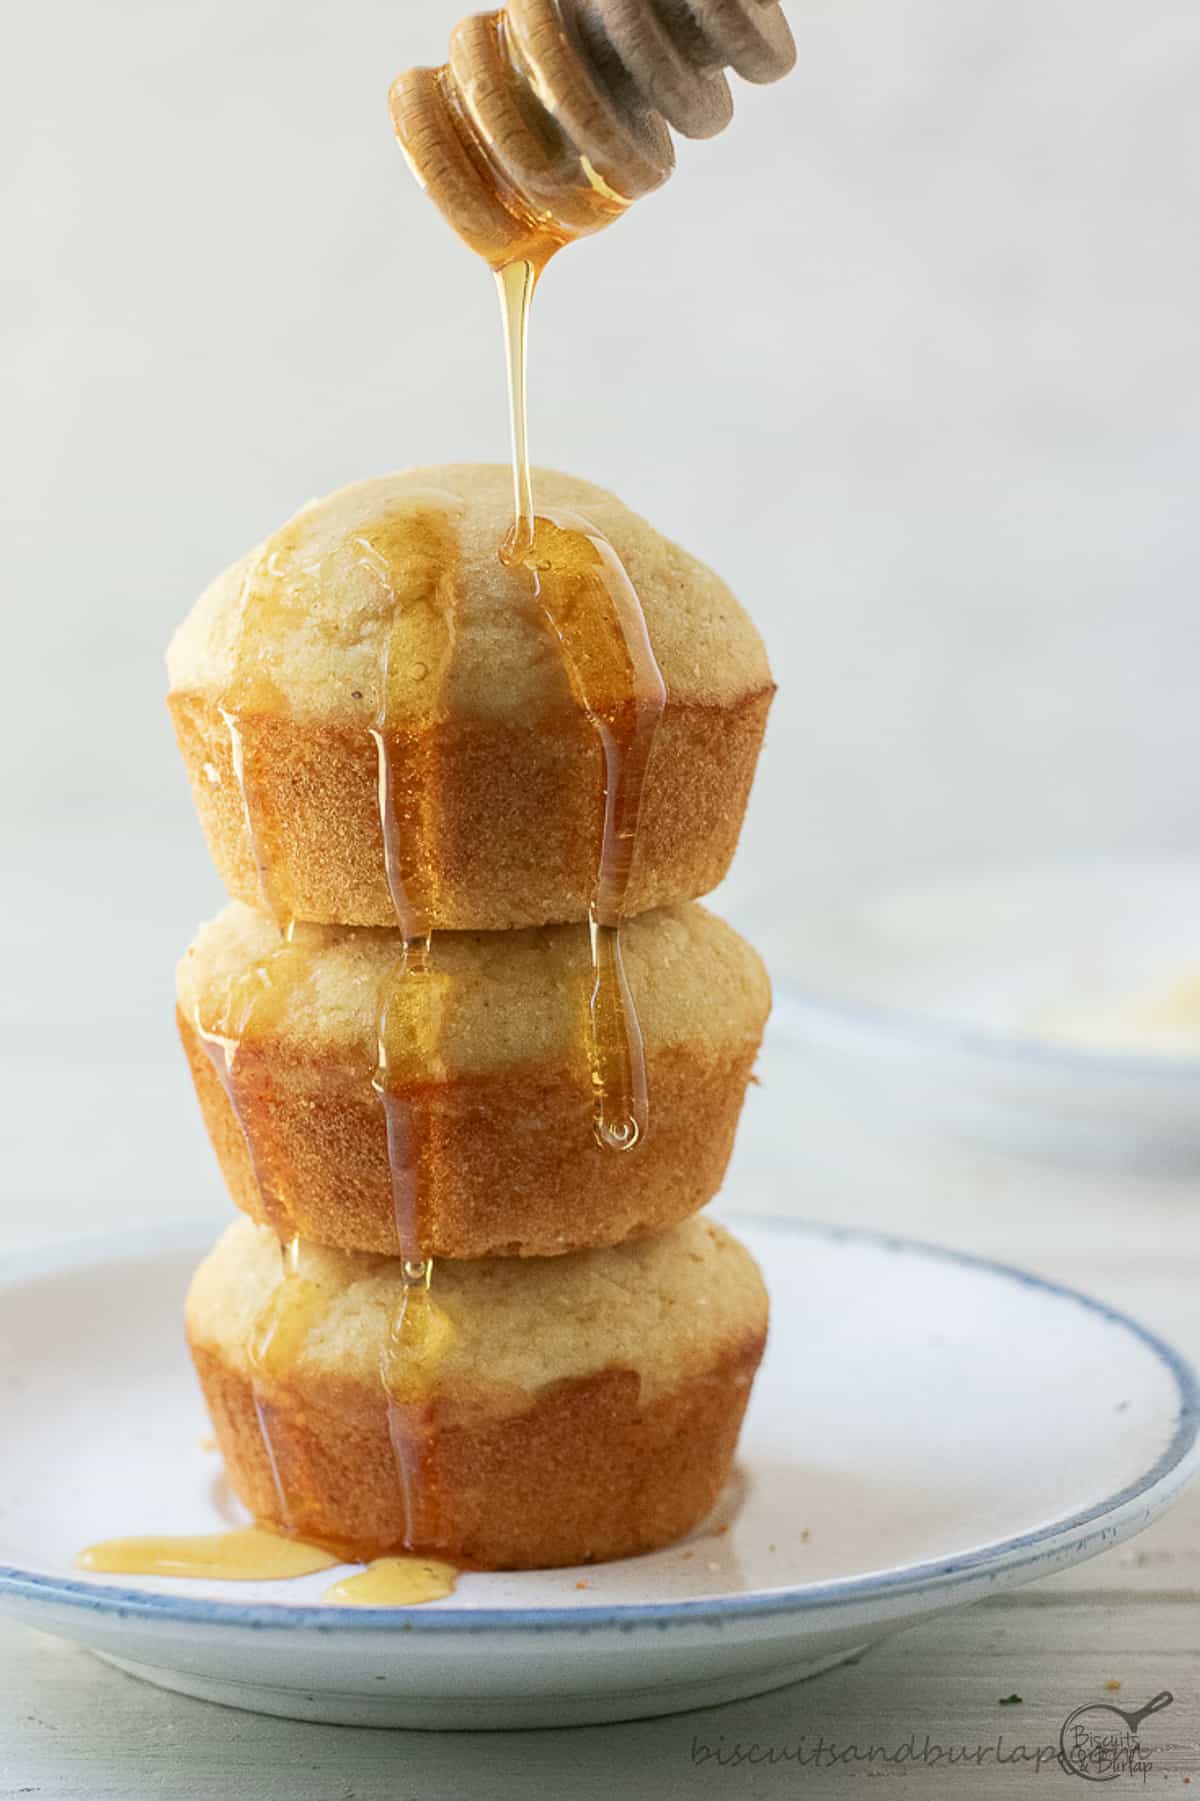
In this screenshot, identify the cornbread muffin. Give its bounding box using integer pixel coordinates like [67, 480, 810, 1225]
[187, 1215, 768, 1567]
[167, 464, 773, 929]
[177, 899, 770, 1259]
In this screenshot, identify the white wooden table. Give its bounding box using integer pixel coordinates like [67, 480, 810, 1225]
[2, 845, 1198, 1796]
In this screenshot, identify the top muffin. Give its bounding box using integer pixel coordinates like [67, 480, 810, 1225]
[168, 464, 772, 930]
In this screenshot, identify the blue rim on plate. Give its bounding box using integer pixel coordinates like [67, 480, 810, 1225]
[1, 1215, 1197, 1635]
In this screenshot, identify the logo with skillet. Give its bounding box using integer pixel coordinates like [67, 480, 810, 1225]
[1058, 1689, 1173, 1781]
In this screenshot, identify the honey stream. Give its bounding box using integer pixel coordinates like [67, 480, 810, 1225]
[495, 256, 665, 1149]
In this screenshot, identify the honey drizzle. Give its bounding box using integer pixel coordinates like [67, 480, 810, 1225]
[371, 933, 435, 1271]
[191, 927, 311, 1240]
[248, 1234, 326, 1531]
[218, 542, 309, 926]
[496, 258, 666, 1150]
[395, 14, 673, 1151]
[378, 1265, 456, 1550]
[363, 492, 459, 1275]
[221, 702, 283, 923]
[211, 496, 464, 1550]
[190, 922, 324, 1529]
[360, 500, 462, 1549]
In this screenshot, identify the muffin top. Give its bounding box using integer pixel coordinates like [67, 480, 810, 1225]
[166, 464, 771, 726]
[177, 899, 771, 1078]
[187, 1214, 768, 1408]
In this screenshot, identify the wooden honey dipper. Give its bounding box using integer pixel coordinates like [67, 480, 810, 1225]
[390, 0, 796, 268]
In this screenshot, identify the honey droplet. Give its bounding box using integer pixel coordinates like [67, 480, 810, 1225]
[249, 1236, 324, 1382]
[588, 916, 647, 1151]
[380, 1279, 456, 1404]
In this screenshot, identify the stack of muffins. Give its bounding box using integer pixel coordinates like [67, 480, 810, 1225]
[167, 463, 774, 1570]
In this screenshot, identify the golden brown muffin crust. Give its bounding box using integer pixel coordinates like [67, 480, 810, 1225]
[168, 688, 770, 929]
[177, 902, 770, 1258]
[191, 1339, 761, 1568]
[187, 1216, 768, 1567]
[166, 465, 773, 929]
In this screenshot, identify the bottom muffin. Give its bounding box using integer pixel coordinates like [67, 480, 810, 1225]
[186, 1215, 768, 1569]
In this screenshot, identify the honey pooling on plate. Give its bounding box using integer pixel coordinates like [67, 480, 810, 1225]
[323, 1556, 458, 1607]
[75, 1527, 340, 1583]
[75, 1531, 458, 1599]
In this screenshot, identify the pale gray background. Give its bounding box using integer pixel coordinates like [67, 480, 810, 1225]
[3, 10, 1200, 1789]
[2, 0, 1199, 1241]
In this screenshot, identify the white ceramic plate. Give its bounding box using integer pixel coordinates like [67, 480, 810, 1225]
[0, 1216, 1195, 1729]
[769, 861, 1200, 1165]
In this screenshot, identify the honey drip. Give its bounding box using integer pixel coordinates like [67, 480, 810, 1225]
[154, 3, 790, 1587]
[192, 926, 313, 1238]
[240, 1232, 455, 1554]
[75, 1527, 339, 1583]
[218, 537, 312, 925]
[496, 257, 666, 1150]
[191, 924, 325, 1528]
[392, 5, 793, 1139]
[372, 933, 437, 1267]
[363, 496, 461, 943]
[323, 1556, 458, 1607]
[359, 504, 463, 1544]
[214, 496, 464, 1546]
[247, 1235, 326, 1532]
[380, 1267, 457, 1548]
[220, 491, 459, 930]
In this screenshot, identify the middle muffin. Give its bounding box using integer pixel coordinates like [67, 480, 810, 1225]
[178, 899, 770, 1260]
